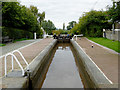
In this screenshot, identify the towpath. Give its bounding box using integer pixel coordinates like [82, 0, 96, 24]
[1, 39, 41, 56]
[76, 37, 118, 84]
[0, 38, 53, 79]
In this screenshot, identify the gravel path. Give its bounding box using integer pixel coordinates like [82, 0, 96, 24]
[76, 37, 118, 84]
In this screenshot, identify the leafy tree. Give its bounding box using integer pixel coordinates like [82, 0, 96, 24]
[107, 1, 120, 23]
[42, 20, 56, 34]
[29, 5, 45, 27]
[52, 29, 69, 35]
[63, 23, 65, 30]
[38, 12, 45, 26]
[2, 2, 44, 39]
[30, 5, 38, 16]
[2, 2, 22, 28]
[70, 10, 111, 37]
[67, 21, 76, 30]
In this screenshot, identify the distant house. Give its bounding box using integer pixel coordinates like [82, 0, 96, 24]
[103, 22, 120, 41]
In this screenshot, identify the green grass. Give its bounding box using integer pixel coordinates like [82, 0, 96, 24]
[0, 44, 6, 47]
[87, 37, 120, 53]
[13, 38, 31, 43]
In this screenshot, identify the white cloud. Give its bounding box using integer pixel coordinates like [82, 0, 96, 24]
[20, 0, 112, 28]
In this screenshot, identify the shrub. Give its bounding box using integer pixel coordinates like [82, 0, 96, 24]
[2, 27, 33, 40]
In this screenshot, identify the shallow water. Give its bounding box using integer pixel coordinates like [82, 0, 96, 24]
[41, 43, 84, 88]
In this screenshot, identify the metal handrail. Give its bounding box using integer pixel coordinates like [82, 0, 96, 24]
[72, 34, 83, 40]
[4, 53, 24, 76]
[4, 50, 29, 77]
[12, 50, 29, 70]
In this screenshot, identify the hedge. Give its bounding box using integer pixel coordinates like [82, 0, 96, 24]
[1, 27, 33, 40]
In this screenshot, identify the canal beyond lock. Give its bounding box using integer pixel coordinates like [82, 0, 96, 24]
[41, 43, 84, 88]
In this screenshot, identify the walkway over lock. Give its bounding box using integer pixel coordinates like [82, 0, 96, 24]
[55, 34, 83, 43]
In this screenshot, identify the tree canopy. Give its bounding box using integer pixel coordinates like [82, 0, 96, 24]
[106, 1, 120, 23]
[42, 20, 56, 34]
[67, 21, 76, 30]
[69, 0, 120, 37]
[2, 2, 41, 33]
[70, 10, 111, 37]
[2, 2, 56, 39]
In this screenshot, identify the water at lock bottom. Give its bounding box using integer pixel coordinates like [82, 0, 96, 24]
[40, 43, 85, 88]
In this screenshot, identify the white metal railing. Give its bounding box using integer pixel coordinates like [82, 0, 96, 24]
[4, 50, 29, 77]
[72, 34, 83, 40]
[12, 50, 29, 70]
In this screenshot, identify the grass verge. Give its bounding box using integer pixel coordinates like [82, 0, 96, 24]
[0, 44, 6, 47]
[87, 37, 120, 53]
[13, 38, 31, 43]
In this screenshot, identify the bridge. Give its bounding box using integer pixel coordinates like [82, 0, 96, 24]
[54, 34, 83, 43]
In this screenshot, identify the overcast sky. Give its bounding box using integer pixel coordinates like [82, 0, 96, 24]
[19, 0, 112, 29]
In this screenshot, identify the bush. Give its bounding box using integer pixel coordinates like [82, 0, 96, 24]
[70, 10, 111, 37]
[2, 27, 33, 40]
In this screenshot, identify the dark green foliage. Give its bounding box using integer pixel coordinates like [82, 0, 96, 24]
[0, 44, 6, 46]
[63, 23, 65, 30]
[42, 20, 56, 35]
[2, 2, 22, 28]
[52, 29, 70, 35]
[70, 1, 120, 37]
[38, 11, 45, 26]
[13, 38, 31, 43]
[2, 2, 43, 39]
[2, 27, 33, 40]
[67, 21, 76, 30]
[107, 1, 120, 23]
[70, 10, 111, 37]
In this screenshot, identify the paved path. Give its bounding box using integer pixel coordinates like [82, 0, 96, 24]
[76, 37, 118, 84]
[0, 38, 53, 78]
[1, 39, 41, 56]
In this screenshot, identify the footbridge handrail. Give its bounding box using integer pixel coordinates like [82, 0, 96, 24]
[72, 34, 83, 40]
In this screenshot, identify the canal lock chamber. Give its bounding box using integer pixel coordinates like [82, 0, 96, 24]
[28, 39, 96, 89]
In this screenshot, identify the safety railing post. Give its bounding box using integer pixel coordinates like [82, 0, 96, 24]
[5, 55, 7, 77]
[12, 50, 29, 70]
[76, 36, 77, 40]
[11, 55, 14, 71]
[12, 54, 25, 76]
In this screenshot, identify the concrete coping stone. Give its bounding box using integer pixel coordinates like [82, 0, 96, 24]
[27, 39, 57, 78]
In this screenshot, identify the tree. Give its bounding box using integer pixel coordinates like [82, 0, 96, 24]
[38, 12, 45, 26]
[30, 5, 38, 16]
[63, 23, 65, 30]
[70, 10, 111, 37]
[42, 20, 56, 34]
[2, 2, 22, 28]
[107, 1, 120, 23]
[67, 21, 76, 30]
[2, 2, 44, 39]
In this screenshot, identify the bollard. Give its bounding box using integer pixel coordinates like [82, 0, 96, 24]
[34, 32, 36, 39]
[91, 45, 94, 48]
